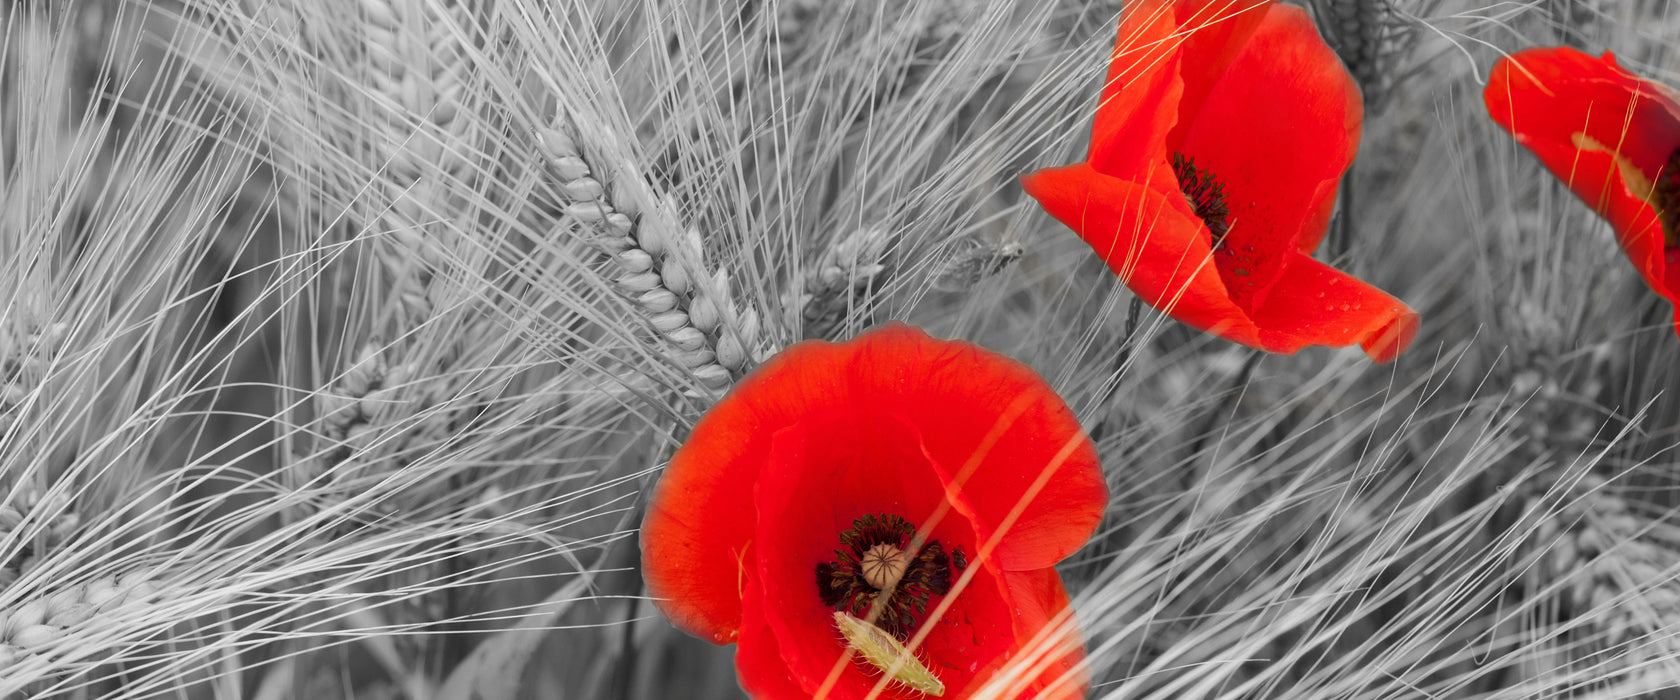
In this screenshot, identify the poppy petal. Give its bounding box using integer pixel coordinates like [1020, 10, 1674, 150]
[967, 569, 1088, 700]
[844, 324, 1109, 572]
[1090, 0, 1184, 181]
[1175, 2, 1362, 309]
[1484, 48, 1680, 313]
[1251, 254, 1420, 363]
[1023, 162, 1265, 350]
[642, 340, 855, 643]
[736, 577, 808, 700]
[1167, 0, 1272, 144]
[752, 412, 1011, 699]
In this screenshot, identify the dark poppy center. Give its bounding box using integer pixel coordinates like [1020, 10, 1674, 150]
[815, 513, 954, 640]
[1171, 152, 1231, 249]
[1655, 146, 1680, 248]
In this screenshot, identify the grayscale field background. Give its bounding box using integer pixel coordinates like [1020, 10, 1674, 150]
[0, 0, 1677, 697]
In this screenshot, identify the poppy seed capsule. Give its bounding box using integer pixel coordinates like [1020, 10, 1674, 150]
[860, 544, 909, 590]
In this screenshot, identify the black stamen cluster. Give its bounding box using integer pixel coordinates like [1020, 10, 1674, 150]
[1171, 152, 1232, 248]
[815, 513, 953, 640]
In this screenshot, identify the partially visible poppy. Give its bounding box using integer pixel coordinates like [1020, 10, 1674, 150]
[641, 323, 1106, 699]
[1023, 0, 1418, 363]
[1484, 47, 1680, 334]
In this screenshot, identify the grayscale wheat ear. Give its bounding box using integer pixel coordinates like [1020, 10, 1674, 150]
[1519, 471, 1680, 691]
[1307, 0, 1420, 114]
[533, 118, 765, 387]
[794, 224, 891, 340]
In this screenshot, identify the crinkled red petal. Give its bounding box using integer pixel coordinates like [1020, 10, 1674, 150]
[1176, 2, 1362, 310]
[1167, 0, 1271, 147]
[1251, 253, 1420, 363]
[641, 337, 854, 643]
[951, 568, 1089, 700]
[841, 325, 1106, 573]
[736, 577, 807, 700]
[1023, 162, 1265, 349]
[1090, 0, 1183, 182]
[1485, 47, 1680, 327]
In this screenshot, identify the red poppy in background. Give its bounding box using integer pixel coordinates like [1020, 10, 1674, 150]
[1485, 47, 1680, 334]
[641, 323, 1106, 700]
[1023, 0, 1418, 363]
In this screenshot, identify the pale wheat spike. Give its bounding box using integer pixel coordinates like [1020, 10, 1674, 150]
[796, 224, 891, 340]
[359, 0, 479, 327]
[0, 319, 70, 438]
[0, 570, 160, 669]
[1525, 473, 1680, 681]
[311, 340, 453, 475]
[1307, 0, 1416, 114]
[533, 118, 765, 389]
[932, 239, 1024, 293]
[0, 486, 81, 589]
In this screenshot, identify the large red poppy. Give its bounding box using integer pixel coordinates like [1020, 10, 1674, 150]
[641, 323, 1106, 699]
[1484, 47, 1680, 334]
[1022, 0, 1418, 363]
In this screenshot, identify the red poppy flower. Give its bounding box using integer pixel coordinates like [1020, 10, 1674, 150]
[1022, 0, 1418, 363]
[641, 323, 1106, 699]
[1484, 47, 1680, 334]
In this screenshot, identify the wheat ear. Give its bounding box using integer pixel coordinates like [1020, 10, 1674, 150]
[534, 119, 764, 389]
[795, 224, 891, 340]
[932, 239, 1024, 293]
[1307, 0, 1417, 114]
[1526, 473, 1680, 681]
[0, 570, 159, 669]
